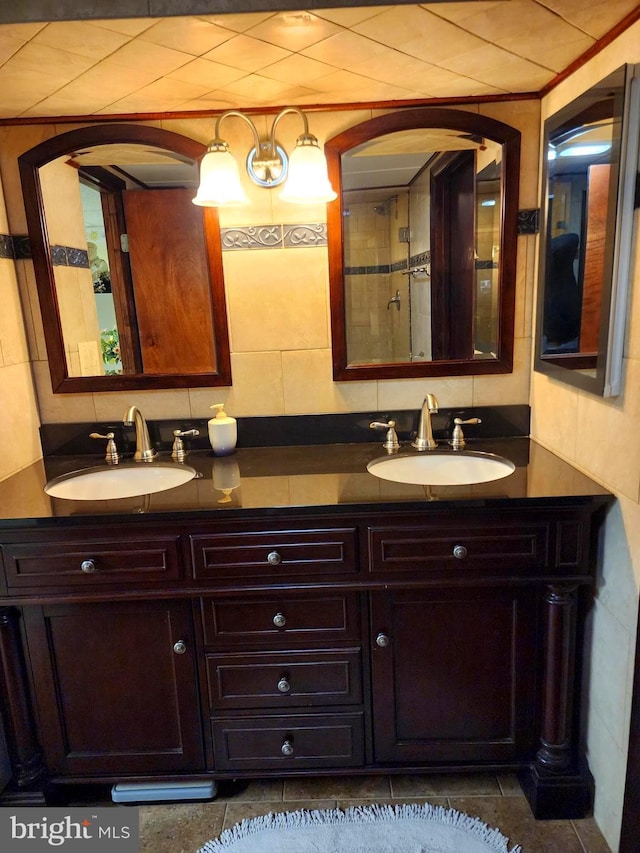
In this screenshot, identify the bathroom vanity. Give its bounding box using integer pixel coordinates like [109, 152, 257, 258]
[0, 434, 612, 819]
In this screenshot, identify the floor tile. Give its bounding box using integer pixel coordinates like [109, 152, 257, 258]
[448, 795, 589, 853]
[571, 816, 613, 853]
[216, 778, 284, 802]
[390, 772, 502, 798]
[283, 774, 391, 800]
[138, 801, 226, 853]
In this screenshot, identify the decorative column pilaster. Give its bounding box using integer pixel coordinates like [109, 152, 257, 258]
[536, 583, 578, 772]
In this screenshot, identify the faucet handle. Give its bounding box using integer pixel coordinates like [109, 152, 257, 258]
[449, 417, 482, 449]
[370, 420, 400, 452]
[90, 432, 121, 464]
[171, 428, 199, 462]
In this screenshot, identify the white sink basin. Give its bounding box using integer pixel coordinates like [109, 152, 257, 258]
[367, 450, 515, 486]
[44, 462, 197, 501]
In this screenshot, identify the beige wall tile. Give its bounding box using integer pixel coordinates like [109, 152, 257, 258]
[282, 348, 377, 414]
[247, 13, 342, 52]
[93, 389, 191, 422]
[377, 376, 473, 412]
[15, 261, 47, 362]
[573, 359, 640, 499]
[224, 247, 330, 353]
[0, 362, 41, 479]
[472, 336, 531, 406]
[529, 371, 579, 460]
[32, 360, 95, 423]
[0, 258, 29, 366]
[189, 351, 284, 418]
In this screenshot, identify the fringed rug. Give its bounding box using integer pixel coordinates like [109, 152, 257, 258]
[198, 802, 523, 853]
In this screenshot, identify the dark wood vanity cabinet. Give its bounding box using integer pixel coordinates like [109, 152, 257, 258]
[369, 587, 539, 764]
[0, 502, 606, 818]
[20, 599, 203, 777]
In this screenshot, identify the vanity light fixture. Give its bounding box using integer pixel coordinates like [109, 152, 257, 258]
[192, 106, 337, 207]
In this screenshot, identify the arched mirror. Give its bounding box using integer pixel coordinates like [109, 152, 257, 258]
[326, 108, 520, 380]
[534, 64, 640, 397]
[19, 124, 232, 393]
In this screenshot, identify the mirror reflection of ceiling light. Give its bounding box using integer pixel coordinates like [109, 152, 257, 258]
[193, 107, 337, 207]
[558, 142, 611, 158]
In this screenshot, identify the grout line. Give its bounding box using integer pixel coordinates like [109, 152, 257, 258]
[569, 819, 590, 853]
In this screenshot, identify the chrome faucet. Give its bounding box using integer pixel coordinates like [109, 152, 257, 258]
[412, 394, 439, 450]
[123, 405, 157, 462]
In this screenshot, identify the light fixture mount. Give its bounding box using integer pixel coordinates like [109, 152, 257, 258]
[193, 106, 337, 206]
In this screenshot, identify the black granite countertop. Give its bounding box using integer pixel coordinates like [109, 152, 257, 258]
[0, 437, 613, 530]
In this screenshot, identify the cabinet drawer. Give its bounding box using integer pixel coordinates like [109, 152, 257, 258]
[369, 523, 549, 576]
[3, 534, 181, 590]
[200, 593, 360, 647]
[211, 712, 364, 770]
[206, 648, 362, 710]
[190, 527, 357, 582]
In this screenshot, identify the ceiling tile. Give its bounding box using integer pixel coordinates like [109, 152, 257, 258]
[443, 44, 553, 90]
[313, 6, 393, 27]
[260, 53, 338, 84]
[30, 21, 131, 60]
[3, 42, 95, 84]
[195, 12, 276, 32]
[105, 77, 214, 113]
[302, 30, 390, 67]
[139, 17, 236, 55]
[245, 11, 342, 51]
[167, 57, 246, 89]
[216, 73, 316, 105]
[202, 34, 290, 72]
[92, 18, 159, 36]
[106, 39, 194, 75]
[532, 0, 640, 39]
[345, 46, 436, 88]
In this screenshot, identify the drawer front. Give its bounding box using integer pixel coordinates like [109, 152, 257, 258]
[201, 594, 360, 647]
[191, 528, 357, 582]
[369, 523, 549, 576]
[211, 713, 364, 770]
[206, 648, 362, 710]
[4, 535, 181, 589]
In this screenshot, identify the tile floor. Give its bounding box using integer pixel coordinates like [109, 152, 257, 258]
[125, 772, 612, 853]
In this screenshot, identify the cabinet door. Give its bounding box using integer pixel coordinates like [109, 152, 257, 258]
[370, 587, 539, 764]
[23, 600, 203, 776]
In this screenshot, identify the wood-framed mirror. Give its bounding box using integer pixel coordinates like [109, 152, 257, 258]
[19, 124, 232, 393]
[534, 64, 640, 397]
[325, 108, 521, 381]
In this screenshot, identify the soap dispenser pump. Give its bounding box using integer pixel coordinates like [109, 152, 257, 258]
[208, 403, 237, 456]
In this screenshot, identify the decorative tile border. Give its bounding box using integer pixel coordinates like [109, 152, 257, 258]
[517, 209, 540, 234]
[51, 244, 89, 268]
[221, 223, 327, 251]
[0, 234, 14, 259]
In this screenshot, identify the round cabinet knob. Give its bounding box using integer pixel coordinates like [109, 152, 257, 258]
[272, 612, 287, 628]
[376, 633, 390, 648]
[277, 677, 291, 694]
[281, 739, 294, 757]
[453, 544, 468, 560]
[173, 640, 187, 655]
[267, 551, 282, 566]
[80, 559, 97, 574]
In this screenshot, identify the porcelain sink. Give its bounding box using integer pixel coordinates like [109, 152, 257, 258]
[367, 450, 515, 486]
[44, 461, 197, 501]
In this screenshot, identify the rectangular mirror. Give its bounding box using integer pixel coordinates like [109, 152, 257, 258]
[534, 64, 640, 397]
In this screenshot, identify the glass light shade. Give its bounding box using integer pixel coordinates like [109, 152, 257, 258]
[279, 139, 337, 203]
[192, 147, 249, 207]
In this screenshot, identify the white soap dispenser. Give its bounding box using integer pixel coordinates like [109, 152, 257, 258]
[208, 403, 237, 456]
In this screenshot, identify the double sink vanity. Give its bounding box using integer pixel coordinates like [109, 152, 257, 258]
[0, 405, 612, 819]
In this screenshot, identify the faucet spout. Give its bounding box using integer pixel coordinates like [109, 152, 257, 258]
[412, 393, 439, 451]
[123, 405, 157, 462]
